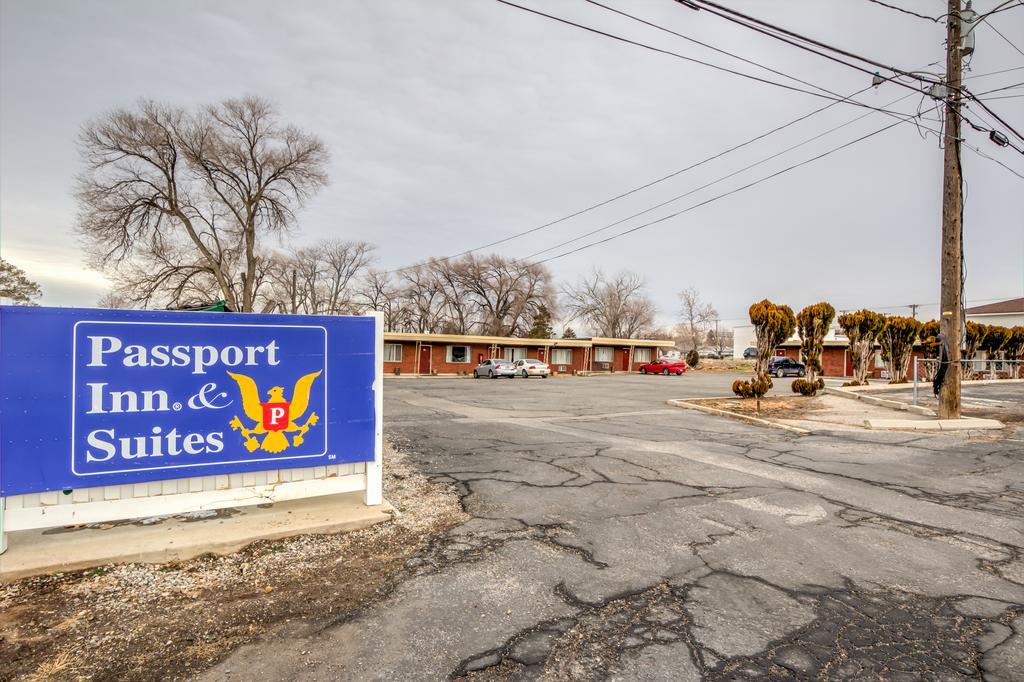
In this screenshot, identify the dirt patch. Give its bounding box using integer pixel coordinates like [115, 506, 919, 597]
[0, 439, 467, 681]
[690, 396, 824, 419]
[689, 359, 755, 373]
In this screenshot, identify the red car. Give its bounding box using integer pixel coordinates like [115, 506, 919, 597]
[639, 358, 687, 376]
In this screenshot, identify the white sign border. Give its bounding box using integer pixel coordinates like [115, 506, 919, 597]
[70, 320, 330, 477]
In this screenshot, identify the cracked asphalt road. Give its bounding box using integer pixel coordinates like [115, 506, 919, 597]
[203, 374, 1024, 680]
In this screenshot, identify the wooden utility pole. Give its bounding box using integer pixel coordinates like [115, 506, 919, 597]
[939, 0, 964, 419]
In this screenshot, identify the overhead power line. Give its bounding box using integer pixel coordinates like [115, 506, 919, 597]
[681, 0, 1024, 149]
[972, 81, 1024, 96]
[379, 60, 1022, 276]
[517, 91, 938, 263]
[492, 0, 914, 116]
[582, 0, 845, 99]
[681, 0, 943, 88]
[531, 121, 905, 266]
[961, 89, 1024, 144]
[381, 89, 857, 276]
[985, 21, 1024, 58]
[864, 0, 937, 22]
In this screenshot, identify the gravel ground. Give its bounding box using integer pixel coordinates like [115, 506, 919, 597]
[0, 438, 466, 681]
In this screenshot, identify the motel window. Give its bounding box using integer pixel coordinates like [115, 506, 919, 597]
[633, 348, 651, 363]
[447, 345, 471, 363]
[384, 343, 403, 363]
[594, 347, 613, 363]
[551, 348, 572, 365]
[504, 347, 528, 361]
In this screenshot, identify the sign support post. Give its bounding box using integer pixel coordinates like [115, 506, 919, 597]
[366, 311, 384, 506]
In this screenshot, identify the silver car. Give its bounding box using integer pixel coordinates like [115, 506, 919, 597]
[513, 358, 550, 378]
[474, 358, 516, 379]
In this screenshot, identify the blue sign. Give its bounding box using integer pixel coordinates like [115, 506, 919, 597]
[0, 306, 379, 496]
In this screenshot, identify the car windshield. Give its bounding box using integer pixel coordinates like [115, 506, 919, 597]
[524, 359, 542, 364]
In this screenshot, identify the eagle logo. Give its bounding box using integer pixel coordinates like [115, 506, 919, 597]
[226, 370, 322, 454]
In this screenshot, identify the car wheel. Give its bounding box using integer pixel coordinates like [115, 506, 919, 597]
[676, 370, 683, 376]
[474, 371, 479, 379]
[490, 370, 496, 379]
[542, 374, 548, 378]
[776, 369, 785, 378]
[522, 370, 529, 378]
[640, 367, 647, 374]
[798, 369, 805, 377]
[662, 369, 669, 376]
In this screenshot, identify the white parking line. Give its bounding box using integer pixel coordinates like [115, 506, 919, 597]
[962, 397, 1011, 405]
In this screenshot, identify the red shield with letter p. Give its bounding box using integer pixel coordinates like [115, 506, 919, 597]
[261, 402, 291, 431]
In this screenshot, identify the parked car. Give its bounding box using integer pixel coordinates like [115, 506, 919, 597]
[742, 347, 757, 359]
[767, 356, 806, 377]
[639, 358, 687, 376]
[698, 350, 722, 359]
[513, 358, 550, 378]
[474, 358, 516, 378]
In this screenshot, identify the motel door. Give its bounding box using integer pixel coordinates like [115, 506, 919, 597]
[419, 345, 432, 374]
[620, 349, 631, 372]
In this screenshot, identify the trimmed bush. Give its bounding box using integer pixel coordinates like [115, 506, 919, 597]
[796, 301, 835, 385]
[837, 309, 885, 385]
[964, 321, 988, 359]
[919, 320, 941, 381]
[879, 315, 921, 384]
[734, 299, 792, 408]
[791, 377, 826, 396]
[1006, 326, 1024, 378]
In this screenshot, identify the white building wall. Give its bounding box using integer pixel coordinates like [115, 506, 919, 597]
[966, 313, 1024, 327]
[732, 326, 756, 358]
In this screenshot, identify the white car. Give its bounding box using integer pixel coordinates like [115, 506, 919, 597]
[513, 358, 550, 378]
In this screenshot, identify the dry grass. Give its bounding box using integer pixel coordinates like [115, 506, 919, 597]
[689, 358, 756, 373]
[690, 395, 823, 418]
[27, 650, 77, 681]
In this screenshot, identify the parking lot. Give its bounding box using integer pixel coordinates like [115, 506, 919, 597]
[206, 373, 1024, 680]
[867, 381, 1024, 424]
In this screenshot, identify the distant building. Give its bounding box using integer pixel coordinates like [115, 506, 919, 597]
[382, 332, 672, 375]
[965, 297, 1024, 328]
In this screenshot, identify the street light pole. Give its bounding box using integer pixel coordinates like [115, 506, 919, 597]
[938, 0, 964, 419]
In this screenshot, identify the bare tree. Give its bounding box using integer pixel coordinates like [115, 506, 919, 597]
[77, 96, 328, 311]
[706, 326, 733, 355]
[0, 258, 42, 305]
[562, 270, 656, 338]
[355, 269, 409, 331]
[398, 263, 448, 333]
[432, 258, 479, 335]
[450, 255, 555, 336]
[677, 287, 718, 353]
[361, 255, 555, 335]
[265, 240, 374, 315]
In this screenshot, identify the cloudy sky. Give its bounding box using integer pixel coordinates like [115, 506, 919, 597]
[1, 0, 1022, 326]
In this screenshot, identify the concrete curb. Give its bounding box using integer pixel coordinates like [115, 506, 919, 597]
[864, 418, 1005, 431]
[824, 387, 936, 416]
[0, 492, 395, 582]
[835, 378, 1024, 393]
[666, 399, 810, 434]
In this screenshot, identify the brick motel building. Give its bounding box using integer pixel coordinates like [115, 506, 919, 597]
[382, 332, 673, 376]
[773, 340, 927, 379]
